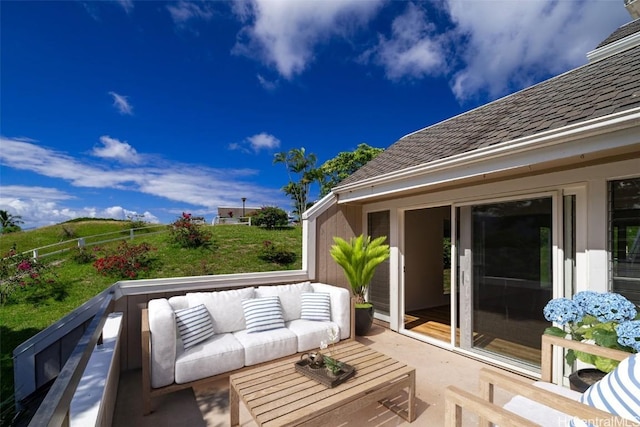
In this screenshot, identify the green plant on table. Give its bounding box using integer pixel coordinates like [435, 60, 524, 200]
[320, 325, 343, 374]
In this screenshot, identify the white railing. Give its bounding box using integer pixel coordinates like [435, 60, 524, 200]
[24, 291, 115, 426]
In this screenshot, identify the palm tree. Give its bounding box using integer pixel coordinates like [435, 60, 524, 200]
[0, 210, 24, 233]
[274, 148, 317, 221]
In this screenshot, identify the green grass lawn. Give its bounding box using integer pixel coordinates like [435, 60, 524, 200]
[0, 220, 302, 424]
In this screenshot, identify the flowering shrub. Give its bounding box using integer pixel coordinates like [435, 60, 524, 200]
[168, 212, 212, 249]
[0, 247, 60, 304]
[544, 291, 640, 372]
[93, 241, 156, 279]
[258, 240, 296, 265]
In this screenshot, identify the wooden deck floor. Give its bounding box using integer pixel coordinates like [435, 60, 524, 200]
[405, 306, 542, 365]
[113, 326, 530, 426]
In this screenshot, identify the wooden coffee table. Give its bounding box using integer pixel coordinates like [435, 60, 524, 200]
[230, 340, 416, 426]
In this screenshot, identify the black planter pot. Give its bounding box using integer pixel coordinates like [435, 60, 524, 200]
[568, 368, 607, 393]
[355, 305, 374, 336]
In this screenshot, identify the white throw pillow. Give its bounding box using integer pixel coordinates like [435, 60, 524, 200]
[570, 353, 640, 427]
[241, 296, 285, 333]
[300, 292, 331, 322]
[174, 304, 214, 349]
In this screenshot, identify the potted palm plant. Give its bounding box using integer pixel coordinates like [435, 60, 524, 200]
[330, 234, 390, 336]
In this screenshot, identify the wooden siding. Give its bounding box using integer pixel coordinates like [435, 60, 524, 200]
[314, 203, 362, 289]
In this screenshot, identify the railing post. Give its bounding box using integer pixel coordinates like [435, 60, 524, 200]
[32, 249, 38, 260]
[130, 229, 134, 240]
[77, 238, 85, 248]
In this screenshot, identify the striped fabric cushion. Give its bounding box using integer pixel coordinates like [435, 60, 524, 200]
[300, 292, 331, 322]
[241, 296, 285, 333]
[571, 354, 640, 426]
[175, 304, 214, 349]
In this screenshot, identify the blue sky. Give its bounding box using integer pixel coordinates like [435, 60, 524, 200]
[0, 0, 631, 229]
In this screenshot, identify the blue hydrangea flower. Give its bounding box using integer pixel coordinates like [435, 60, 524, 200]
[573, 291, 600, 311]
[586, 292, 637, 323]
[616, 320, 640, 352]
[543, 298, 583, 325]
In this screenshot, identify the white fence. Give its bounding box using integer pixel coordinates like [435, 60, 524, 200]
[23, 224, 168, 260]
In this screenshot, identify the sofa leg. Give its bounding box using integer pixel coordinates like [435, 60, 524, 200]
[143, 394, 152, 416]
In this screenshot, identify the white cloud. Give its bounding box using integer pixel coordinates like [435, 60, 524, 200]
[117, 0, 134, 14]
[445, 0, 629, 101]
[248, 133, 280, 151]
[257, 74, 278, 91]
[229, 132, 281, 153]
[361, 2, 447, 81]
[0, 136, 283, 227]
[109, 91, 133, 115]
[92, 135, 140, 164]
[167, 1, 214, 26]
[232, 0, 384, 79]
[0, 185, 159, 229]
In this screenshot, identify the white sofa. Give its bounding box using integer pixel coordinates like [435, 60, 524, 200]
[141, 282, 353, 414]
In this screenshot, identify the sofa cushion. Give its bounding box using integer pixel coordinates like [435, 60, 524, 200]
[571, 354, 640, 427]
[300, 292, 331, 322]
[241, 296, 286, 333]
[233, 328, 297, 366]
[287, 319, 341, 352]
[503, 381, 582, 426]
[174, 333, 245, 384]
[186, 287, 255, 334]
[310, 283, 351, 340]
[148, 299, 177, 388]
[255, 282, 312, 321]
[175, 304, 214, 350]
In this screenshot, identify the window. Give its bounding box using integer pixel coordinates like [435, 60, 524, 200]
[367, 211, 390, 315]
[610, 177, 640, 305]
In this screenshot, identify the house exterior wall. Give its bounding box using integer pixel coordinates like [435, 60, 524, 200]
[313, 203, 362, 290]
[315, 154, 639, 325]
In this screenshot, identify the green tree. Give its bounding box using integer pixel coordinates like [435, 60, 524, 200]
[316, 143, 383, 197]
[274, 148, 317, 221]
[252, 206, 289, 229]
[0, 210, 24, 234]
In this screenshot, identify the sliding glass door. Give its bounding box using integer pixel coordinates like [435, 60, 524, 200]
[469, 197, 553, 365]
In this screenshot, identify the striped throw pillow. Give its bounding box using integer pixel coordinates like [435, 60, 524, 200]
[570, 354, 640, 427]
[300, 292, 331, 322]
[241, 296, 285, 333]
[175, 304, 214, 349]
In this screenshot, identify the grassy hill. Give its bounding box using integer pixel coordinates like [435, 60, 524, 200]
[0, 220, 302, 424]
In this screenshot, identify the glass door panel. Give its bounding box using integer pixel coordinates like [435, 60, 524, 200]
[471, 197, 552, 366]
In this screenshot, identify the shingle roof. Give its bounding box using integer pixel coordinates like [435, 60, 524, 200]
[340, 41, 640, 188]
[597, 18, 640, 48]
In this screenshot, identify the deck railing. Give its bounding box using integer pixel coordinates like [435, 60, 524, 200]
[26, 291, 115, 426]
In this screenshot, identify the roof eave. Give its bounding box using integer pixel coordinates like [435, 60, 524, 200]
[333, 107, 640, 203]
[587, 31, 640, 63]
